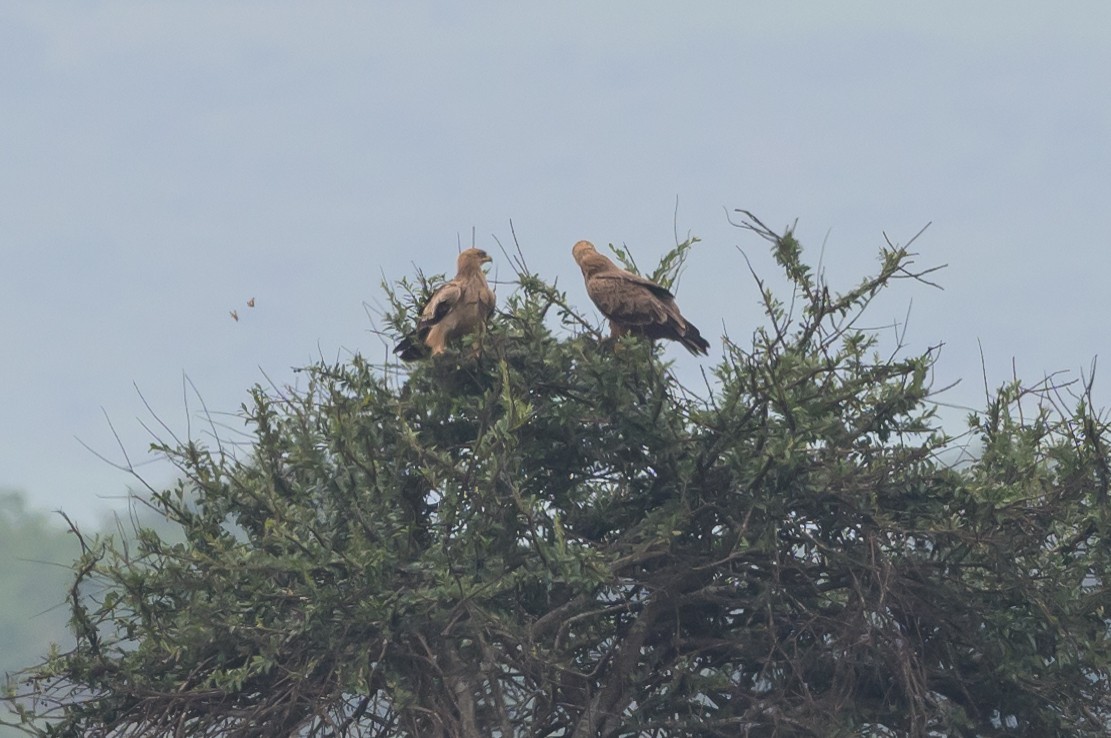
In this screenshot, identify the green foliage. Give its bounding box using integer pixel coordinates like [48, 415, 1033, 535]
[5, 215, 1111, 737]
[605, 234, 699, 292]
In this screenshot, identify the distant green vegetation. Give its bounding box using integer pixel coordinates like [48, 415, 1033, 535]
[0, 491, 78, 737]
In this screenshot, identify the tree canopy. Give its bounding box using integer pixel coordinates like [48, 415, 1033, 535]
[5, 213, 1111, 737]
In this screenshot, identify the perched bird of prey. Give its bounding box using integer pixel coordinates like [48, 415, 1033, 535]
[572, 240, 710, 356]
[394, 248, 495, 360]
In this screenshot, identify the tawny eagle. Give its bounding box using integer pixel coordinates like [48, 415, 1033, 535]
[394, 248, 495, 360]
[572, 240, 709, 356]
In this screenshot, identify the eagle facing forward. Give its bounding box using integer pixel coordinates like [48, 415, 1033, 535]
[394, 248, 495, 360]
[572, 240, 709, 356]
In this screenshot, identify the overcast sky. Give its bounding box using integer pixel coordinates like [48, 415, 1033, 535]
[3, 3, 1110, 525]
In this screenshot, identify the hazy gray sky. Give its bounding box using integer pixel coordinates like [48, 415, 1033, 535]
[3, 3, 1110, 524]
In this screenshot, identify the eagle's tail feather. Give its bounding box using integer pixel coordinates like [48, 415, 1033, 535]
[680, 324, 710, 356]
[393, 334, 428, 361]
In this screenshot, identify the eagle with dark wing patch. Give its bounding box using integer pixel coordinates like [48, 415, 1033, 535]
[572, 240, 709, 356]
[394, 248, 495, 360]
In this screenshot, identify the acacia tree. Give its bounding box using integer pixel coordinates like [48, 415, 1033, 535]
[5, 213, 1111, 737]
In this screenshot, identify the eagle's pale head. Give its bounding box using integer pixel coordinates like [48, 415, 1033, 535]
[572, 240, 614, 277]
[571, 240, 597, 265]
[457, 248, 493, 272]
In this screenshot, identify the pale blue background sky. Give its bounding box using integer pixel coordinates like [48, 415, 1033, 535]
[2, 3, 1110, 525]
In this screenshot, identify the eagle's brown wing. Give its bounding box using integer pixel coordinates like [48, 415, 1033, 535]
[586, 271, 709, 356]
[586, 272, 674, 329]
[394, 280, 464, 360]
[417, 281, 463, 330]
